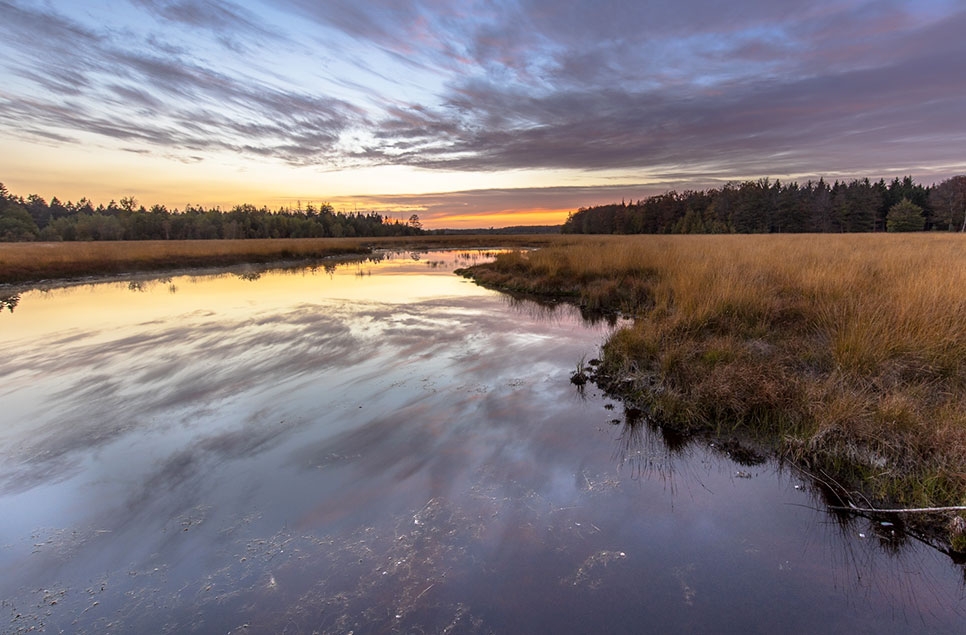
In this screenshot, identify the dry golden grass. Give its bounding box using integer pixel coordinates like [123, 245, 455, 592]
[462, 233, 966, 543]
[0, 235, 569, 284]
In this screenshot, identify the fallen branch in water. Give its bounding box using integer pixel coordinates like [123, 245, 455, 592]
[792, 464, 966, 514]
[791, 464, 966, 553]
[828, 504, 966, 514]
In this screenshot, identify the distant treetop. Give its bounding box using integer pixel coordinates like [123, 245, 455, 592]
[0, 183, 424, 241]
[561, 175, 961, 234]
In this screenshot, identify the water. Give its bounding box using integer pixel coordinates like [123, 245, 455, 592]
[0, 250, 964, 633]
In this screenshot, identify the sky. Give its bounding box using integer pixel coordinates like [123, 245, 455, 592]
[1, 0, 964, 228]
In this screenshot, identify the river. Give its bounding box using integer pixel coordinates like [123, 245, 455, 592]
[0, 249, 963, 633]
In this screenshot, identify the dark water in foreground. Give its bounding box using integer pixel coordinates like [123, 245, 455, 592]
[1, 250, 964, 634]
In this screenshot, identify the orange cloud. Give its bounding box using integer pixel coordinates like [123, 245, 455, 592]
[426, 208, 572, 229]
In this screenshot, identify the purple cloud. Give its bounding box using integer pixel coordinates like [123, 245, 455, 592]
[0, 0, 963, 188]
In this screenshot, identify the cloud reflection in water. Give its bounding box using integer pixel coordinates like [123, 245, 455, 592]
[0, 254, 963, 633]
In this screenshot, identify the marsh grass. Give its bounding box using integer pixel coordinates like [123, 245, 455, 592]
[461, 233, 966, 547]
[0, 235, 567, 285]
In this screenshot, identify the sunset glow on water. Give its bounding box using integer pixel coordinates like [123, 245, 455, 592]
[1, 252, 964, 632]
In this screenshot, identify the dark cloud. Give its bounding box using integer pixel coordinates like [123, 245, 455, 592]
[0, 1, 103, 94]
[0, 0, 100, 42]
[346, 4, 966, 179]
[0, 1, 364, 163]
[108, 83, 165, 110]
[131, 0, 277, 40]
[279, 0, 435, 54]
[332, 184, 695, 224]
[0, 0, 964, 185]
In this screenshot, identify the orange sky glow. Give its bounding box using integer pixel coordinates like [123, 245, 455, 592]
[2, 1, 964, 228]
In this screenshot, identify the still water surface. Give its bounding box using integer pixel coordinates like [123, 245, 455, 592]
[1, 250, 964, 633]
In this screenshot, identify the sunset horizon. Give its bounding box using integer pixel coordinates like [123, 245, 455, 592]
[2, 1, 964, 228]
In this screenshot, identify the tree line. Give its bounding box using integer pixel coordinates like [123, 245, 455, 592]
[0, 183, 424, 241]
[561, 176, 966, 234]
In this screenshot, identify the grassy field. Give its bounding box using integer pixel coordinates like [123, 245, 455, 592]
[0, 235, 570, 285]
[460, 233, 966, 551]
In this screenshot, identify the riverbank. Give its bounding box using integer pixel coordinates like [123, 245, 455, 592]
[0, 235, 569, 285]
[457, 234, 966, 553]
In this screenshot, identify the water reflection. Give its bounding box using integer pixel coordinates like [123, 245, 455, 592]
[501, 292, 623, 327]
[0, 250, 964, 633]
[611, 410, 677, 482]
[603, 393, 955, 569]
[0, 292, 18, 312]
[599, 395, 966, 622]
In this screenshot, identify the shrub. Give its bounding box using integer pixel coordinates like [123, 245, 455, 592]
[886, 198, 925, 232]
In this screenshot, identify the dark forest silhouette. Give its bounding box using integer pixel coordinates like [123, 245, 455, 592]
[562, 176, 966, 234]
[0, 183, 423, 241]
[3, 176, 966, 240]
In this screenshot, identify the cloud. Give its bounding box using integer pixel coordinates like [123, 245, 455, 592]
[346, 4, 966, 178]
[0, 0, 964, 185]
[327, 184, 694, 226]
[0, 1, 365, 163]
[130, 0, 278, 41]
